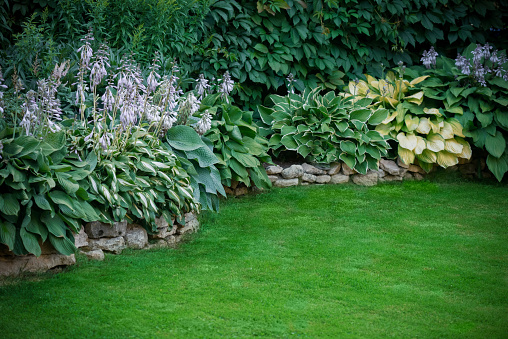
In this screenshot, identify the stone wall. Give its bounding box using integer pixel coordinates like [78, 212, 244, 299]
[0, 212, 200, 277]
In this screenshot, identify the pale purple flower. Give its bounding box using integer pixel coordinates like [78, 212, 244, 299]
[101, 86, 115, 112]
[219, 71, 234, 102]
[455, 54, 471, 75]
[286, 73, 296, 94]
[195, 74, 210, 99]
[421, 47, 438, 69]
[195, 110, 212, 135]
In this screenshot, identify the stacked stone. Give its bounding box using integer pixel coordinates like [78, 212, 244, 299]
[265, 159, 426, 188]
[0, 212, 200, 276]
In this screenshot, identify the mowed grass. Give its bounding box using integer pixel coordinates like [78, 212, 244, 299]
[0, 181, 507, 338]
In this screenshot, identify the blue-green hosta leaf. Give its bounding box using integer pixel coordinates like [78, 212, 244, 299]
[495, 110, 508, 129]
[48, 234, 76, 256]
[486, 153, 508, 181]
[41, 212, 66, 238]
[229, 158, 249, 181]
[248, 166, 272, 190]
[185, 146, 218, 167]
[13, 136, 40, 158]
[34, 194, 53, 211]
[485, 131, 506, 158]
[0, 221, 16, 250]
[0, 193, 20, 216]
[56, 172, 79, 194]
[166, 125, 204, 151]
[39, 131, 66, 155]
[25, 213, 48, 242]
[20, 228, 41, 256]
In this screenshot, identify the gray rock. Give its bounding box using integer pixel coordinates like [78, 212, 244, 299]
[328, 163, 342, 175]
[84, 220, 127, 239]
[396, 157, 410, 169]
[268, 175, 279, 183]
[151, 216, 172, 239]
[274, 178, 299, 187]
[235, 186, 249, 196]
[407, 164, 426, 174]
[74, 227, 88, 248]
[81, 249, 104, 261]
[301, 182, 310, 186]
[315, 175, 331, 184]
[302, 173, 317, 183]
[281, 165, 304, 179]
[403, 172, 414, 180]
[414, 173, 424, 181]
[124, 224, 148, 249]
[16, 254, 75, 274]
[302, 163, 325, 175]
[380, 159, 401, 176]
[330, 174, 349, 184]
[351, 172, 378, 186]
[381, 175, 403, 182]
[374, 169, 386, 178]
[266, 165, 283, 175]
[180, 214, 200, 235]
[342, 163, 356, 175]
[147, 239, 169, 249]
[87, 236, 126, 254]
[0, 256, 29, 276]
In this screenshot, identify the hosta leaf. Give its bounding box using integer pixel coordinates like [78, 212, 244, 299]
[340, 140, 356, 155]
[415, 136, 426, 155]
[426, 134, 445, 152]
[339, 153, 356, 169]
[39, 131, 66, 155]
[41, 212, 66, 238]
[350, 108, 372, 123]
[486, 153, 508, 181]
[456, 138, 472, 160]
[49, 191, 75, 212]
[405, 91, 424, 105]
[185, 146, 218, 167]
[20, 228, 41, 256]
[416, 117, 431, 134]
[417, 149, 437, 164]
[405, 115, 420, 132]
[409, 76, 430, 86]
[375, 123, 393, 136]
[0, 221, 16, 250]
[397, 132, 418, 151]
[398, 145, 415, 165]
[232, 150, 259, 168]
[281, 135, 298, 150]
[34, 194, 53, 211]
[297, 144, 311, 158]
[56, 172, 79, 194]
[446, 118, 465, 137]
[439, 122, 455, 139]
[423, 108, 442, 116]
[355, 160, 368, 175]
[444, 138, 464, 154]
[368, 108, 389, 125]
[485, 131, 506, 158]
[436, 151, 459, 168]
[0, 193, 20, 216]
[166, 125, 204, 151]
[48, 234, 76, 256]
[229, 158, 249, 180]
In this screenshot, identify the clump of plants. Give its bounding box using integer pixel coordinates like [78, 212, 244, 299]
[412, 43, 508, 180]
[343, 69, 472, 172]
[259, 87, 391, 174]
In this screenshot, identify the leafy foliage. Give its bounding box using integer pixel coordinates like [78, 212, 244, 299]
[344, 72, 472, 171]
[407, 46, 508, 180]
[0, 130, 98, 256]
[67, 125, 198, 231]
[165, 125, 225, 212]
[192, 0, 508, 109]
[200, 94, 272, 189]
[259, 88, 390, 173]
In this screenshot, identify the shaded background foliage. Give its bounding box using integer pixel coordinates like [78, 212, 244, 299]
[1, 0, 507, 110]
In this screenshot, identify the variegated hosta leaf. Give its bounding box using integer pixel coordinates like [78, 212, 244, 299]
[446, 118, 465, 137]
[405, 91, 424, 105]
[417, 149, 437, 164]
[348, 80, 369, 95]
[429, 118, 441, 134]
[439, 121, 455, 139]
[437, 151, 459, 168]
[397, 132, 418, 151]
[426, 134, 445, 152]
[456, 138, 472, 159]
[404, 115, 420, 132]
[375, 123, 393, 136]
[409, 75, 430, 86]
[423, 108, 442, 116]
[444, 138, 464, 154]
[415, 136, 426, 155]
[382, 110, 397, 124]
[398, 145, 415, 165]
[416, 117, 431, 134]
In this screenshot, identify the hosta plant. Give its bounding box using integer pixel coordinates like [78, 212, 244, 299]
[258, 88, 390, 173]
[344, 72, 472, 171]
[67, 125, 198, 231]
[165, 125, 225, 212]
[0, 129, 99, 256]
[200, 93, 272, 189]
[411, 43, 508, 180]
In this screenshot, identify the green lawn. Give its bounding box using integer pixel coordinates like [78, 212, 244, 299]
[1, 181, 507, 338]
